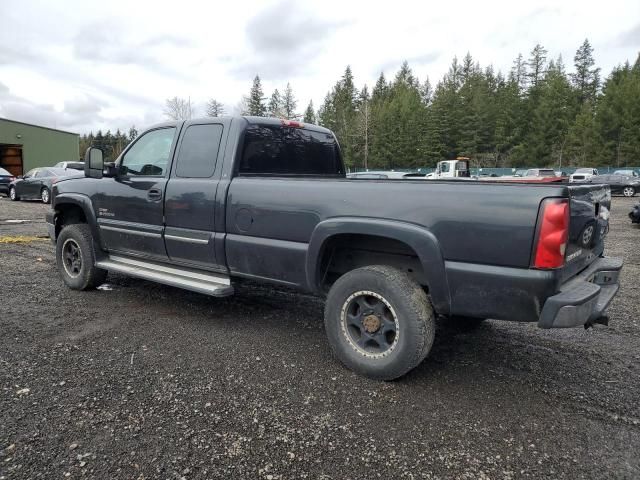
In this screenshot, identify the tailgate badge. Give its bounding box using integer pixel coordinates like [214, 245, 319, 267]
[566, 249, 582, 262]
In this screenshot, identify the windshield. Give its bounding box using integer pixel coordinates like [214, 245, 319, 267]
[575, 168, 593, 173]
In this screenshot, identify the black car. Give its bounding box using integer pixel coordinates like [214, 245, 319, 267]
[0, 167, 16, 196]
[590, 173, 640, 197]
[9, 167, 83, 204]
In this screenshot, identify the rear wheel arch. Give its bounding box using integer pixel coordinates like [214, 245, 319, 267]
[307, 218, 451, 315]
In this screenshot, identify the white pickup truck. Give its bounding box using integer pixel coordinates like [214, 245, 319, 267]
[570, 168, 599, 183]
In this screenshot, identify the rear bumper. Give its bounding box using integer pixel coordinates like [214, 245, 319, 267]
[538, 257, 623, 328]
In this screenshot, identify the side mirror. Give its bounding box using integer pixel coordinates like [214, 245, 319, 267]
[84, 147, 104, 179]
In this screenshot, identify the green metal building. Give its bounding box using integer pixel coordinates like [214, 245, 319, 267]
[0, 117, 79, 176]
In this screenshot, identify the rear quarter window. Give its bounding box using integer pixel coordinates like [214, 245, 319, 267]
[239, 125, 343, 176]
[175, 124, 223, 178]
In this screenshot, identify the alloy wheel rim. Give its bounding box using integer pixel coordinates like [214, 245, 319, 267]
[62, 239, 83, 278]
[582, 225, 594, 246]
[42, 189, 49, 202]
[10, 188, 15, 200]
[340, 290, 399, 358]
[623, 187, 634, 197]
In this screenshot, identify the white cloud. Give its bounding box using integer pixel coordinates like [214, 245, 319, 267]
[0, 0, 638, 134]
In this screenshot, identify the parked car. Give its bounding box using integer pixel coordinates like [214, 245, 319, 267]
[589, 173, 640, 197]
[0, 167, 16, 196]
[570, 168, 598, 183]
[46, 116, 622, 380]
[54, 161, 85, 171]
[612, 169, 639, 177]
[9, 167, 83, 203]
[629, 203, 640, 224]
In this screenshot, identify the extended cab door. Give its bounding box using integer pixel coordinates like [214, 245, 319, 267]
[92, 126, 178, 260]
[163, 119, 228, 270]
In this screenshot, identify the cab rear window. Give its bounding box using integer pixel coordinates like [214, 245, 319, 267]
[239, 125, 343, 176]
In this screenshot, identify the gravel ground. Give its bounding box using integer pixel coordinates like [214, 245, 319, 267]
[1, 195, 639, 479]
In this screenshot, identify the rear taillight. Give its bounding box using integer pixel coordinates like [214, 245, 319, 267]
[10, 177, 15, 182]
[51, 177, 59, 184]
[533, 198, 569, 269]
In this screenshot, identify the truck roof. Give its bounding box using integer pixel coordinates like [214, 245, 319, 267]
[144, 116, 333, 135]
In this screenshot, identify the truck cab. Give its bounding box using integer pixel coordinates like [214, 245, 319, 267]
[427, 158, 471, 179]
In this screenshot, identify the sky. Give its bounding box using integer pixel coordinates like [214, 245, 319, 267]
[0, 0, 639, 135]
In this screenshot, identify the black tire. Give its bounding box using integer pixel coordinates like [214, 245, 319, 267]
[41, 187, 51, 204]
[9, 186, 19, 201]
[324, 265, 435, 380]
[56, 223, 107, 290]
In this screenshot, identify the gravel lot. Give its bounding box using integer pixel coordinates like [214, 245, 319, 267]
[1, 195, 639, 479]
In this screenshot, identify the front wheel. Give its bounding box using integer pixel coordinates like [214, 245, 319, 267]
[623, 186, 636, 197]
[324, 265, 435, 380]
[41, 187, 51, 204]
[56, 223, 107, 290]
[9, 187, 19, 201]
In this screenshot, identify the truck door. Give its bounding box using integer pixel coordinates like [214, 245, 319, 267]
[163, 120, 227, 270]
[92, 126, 177, 260]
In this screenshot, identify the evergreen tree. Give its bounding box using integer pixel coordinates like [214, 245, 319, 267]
[128, 126, 138, 142]
[282, 83, 298, 119]
[245, 75, 266, 116]
[596, 58, 640, 166]
[527, 44, 548, 88]
[565, 103, 601, 166]
[511, 53, 528, 93]
[268, 89, 283, 117]
[527, 62, 576, 166]
[303, 101, 316, 124]
[572, 39, 601, 105]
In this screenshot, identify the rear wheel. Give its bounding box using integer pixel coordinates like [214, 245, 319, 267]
[56, 223, 107, 290]
[41, 187, 51, 204]
[9, 187, 19, 201]
[623, 186, 636, 197]
[324, 265, 435, 380]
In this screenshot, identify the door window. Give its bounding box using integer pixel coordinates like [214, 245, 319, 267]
[440, 163, 450, 173]
[175, 124, 223, 178]
[24, 169, 37, 179]
[119, 127, 176, 176]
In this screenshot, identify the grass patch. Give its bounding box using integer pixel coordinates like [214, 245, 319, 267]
[0, 235, 49, 244]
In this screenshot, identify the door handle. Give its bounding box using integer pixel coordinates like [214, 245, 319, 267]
[147, 188, 162, 201]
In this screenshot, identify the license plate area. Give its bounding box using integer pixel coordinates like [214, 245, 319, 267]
[591, 270, 619, 286]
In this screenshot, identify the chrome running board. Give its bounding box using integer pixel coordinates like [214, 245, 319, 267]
[96, 255, 234, 297]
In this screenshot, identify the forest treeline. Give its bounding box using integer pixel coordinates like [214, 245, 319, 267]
[84, 39, 640, 169]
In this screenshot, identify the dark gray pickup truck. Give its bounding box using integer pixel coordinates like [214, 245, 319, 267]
[46, 116, 623, 379]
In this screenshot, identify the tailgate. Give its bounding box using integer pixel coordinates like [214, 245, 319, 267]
[561, 184, 611, 281]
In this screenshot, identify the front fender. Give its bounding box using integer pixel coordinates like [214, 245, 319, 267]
[52, 193, 101, 246]
[306, 217, 451, 314]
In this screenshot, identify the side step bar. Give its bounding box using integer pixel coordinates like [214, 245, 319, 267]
[95, 255, 234, 297]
